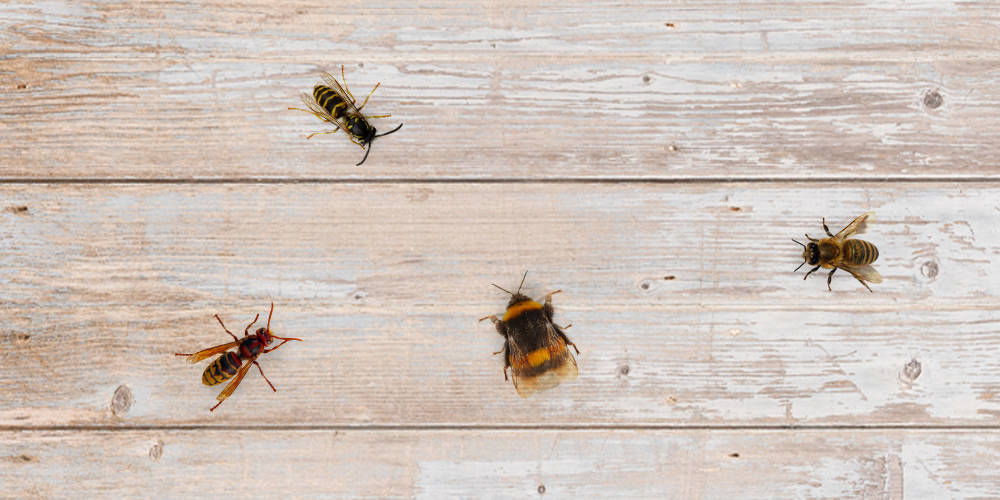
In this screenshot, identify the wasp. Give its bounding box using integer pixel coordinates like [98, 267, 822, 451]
[479, 272, 579, 397]
[175, 303, 302, 411]
[793, 211, 883, 292]
[290, 65, 403, 166]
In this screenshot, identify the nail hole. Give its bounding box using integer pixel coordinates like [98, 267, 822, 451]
[640, 281, 650, 290]
[619, 364, 630, 376]
[111, 385, 133, 416]
[353, 291, 367, 301]
[17, 454, 35, 463]
[149, 440, 164, 461]
[923, 90, 943, 109]
[730, 206, 741, 211]
[665, 22, 675, 28]
[920, 260, 939, 279]
[16, 83, 26, 89]
[729, 452, 740, 458]
[358, 62, 364, 68]
[663, 275, 675, 281]
[902, 359, 922, 383]
[642, 75, 651, 83]
[537, 485, 546, 494]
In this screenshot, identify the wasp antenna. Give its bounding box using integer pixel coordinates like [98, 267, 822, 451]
[516, 271, 528, 294]
[356, 143, 372, 166]
[373, 123, 403, 138]
[791, 238, 805, 248]
[794, 261, 807, 272]
[491, 283, 513, 295]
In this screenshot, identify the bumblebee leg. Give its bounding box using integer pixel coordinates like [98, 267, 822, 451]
[803, 265, 821, 280]
[822, 218, 834, 237]
[214, 314, 240, 342]
[542, 289, 562, 318]
[478, 314, 499, 324]
[253, 361, 277, 392]
[826, 268, 837, 291]
[306, 129, 339, 140]
[357, 82, 381, 111]
[555, 328, 581, 355]
[501, 342, 510, 381]
[243, 313, 260, 336]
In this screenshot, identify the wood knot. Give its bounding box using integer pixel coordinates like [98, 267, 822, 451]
[901, 359, 922, 384]
[923, 90, 943, 109]
[537, 485, 546, 494]
[640, 280, 651, 290]
[920, 260, 939, 279]
[618, 364, 630, 376]
[149, 440, 164, 461]
[16, 83, 27, 89]
[13, 332, 31, 345]
[642, 75, 651, 84]
[111, 385, 133, 416]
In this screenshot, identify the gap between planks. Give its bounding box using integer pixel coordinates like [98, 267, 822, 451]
[8, 424, 1000, 432]
[2, 176, 1000, 184]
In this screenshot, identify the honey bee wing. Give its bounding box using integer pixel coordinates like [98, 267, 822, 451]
[299, 93, 352, 135]
[843, 264, 883, 284]
[319, 72, 364, 117]
[835, 211, 875, 239]
[215, 355, 257, 403]
[181, 340, 241, 363]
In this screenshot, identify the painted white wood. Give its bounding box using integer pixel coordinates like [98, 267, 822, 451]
[7, 429, 1000, 499]
[1, 1, 997, 179]
[1, 183, 998, 426]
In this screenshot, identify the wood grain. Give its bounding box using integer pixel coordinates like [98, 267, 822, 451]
[2, 1, 999, 179]
[2, 183, 999, 426]
[5, 429, 1000, 499]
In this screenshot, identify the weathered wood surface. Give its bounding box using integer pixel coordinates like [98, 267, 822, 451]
[5, 429, 1000, 499]
[2, 0, 999, 179]
[2, 183, 999, 427]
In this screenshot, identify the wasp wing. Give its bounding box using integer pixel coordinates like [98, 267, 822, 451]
[215, 355, 257, 403]
[836, 211, 875, 239]
[299, 93, 352, 136]
[180, 340, 241, 364]
[509, 325, 578, 398]
[320, 72, 364, 117]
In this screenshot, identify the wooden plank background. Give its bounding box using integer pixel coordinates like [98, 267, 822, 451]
[3, 1, 1000, 498]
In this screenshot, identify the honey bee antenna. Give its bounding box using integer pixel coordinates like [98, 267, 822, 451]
[516, 271, 528, 294]
[791, 238, 805, 248]
[794, 260, 806, 272]
[373, 123, 403, 138]
[491, 283, 513, 295]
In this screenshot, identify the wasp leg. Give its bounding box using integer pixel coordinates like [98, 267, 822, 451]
[357, 81, 381, 111]
[213, 314, 240, 342]
[253, 361, 277, 392]
[826, 267, 837, 291]
[306, 129, 339, 140]
[803, 265, 821, 280]
[209, 399, 225, 411]
[340, 65, 357, 103]
[822, 217, 833, 237]
[365, 114, 392, 119]
[243, 313, 260, 336]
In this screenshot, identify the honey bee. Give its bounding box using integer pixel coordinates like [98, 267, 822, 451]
[793, 211, 883, 292]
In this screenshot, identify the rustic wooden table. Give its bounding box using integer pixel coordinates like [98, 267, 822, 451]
[2, 1, 1000, 498]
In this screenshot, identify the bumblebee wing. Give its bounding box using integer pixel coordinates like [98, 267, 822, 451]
[299, 93, 352, 135]
[215, 355, 257, 403]
[836, 211, 875, 239]
[320, 72, 364, 117]
[509, 326, 578, 398]
[842, 264, 883, 284]
[182, 341, 241, 363]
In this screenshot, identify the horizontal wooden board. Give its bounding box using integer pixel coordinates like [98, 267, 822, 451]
[2, 1, 999, 179]
[2, 183, 1000, 426]
[4, 429, 1000, 498]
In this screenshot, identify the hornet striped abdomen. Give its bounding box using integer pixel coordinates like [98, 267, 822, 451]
[843, 239, 879, 266]
[203, 351, 241, 386]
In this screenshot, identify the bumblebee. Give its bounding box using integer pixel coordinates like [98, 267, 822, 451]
[290, 65, 403, 166]
[793, 211, 883, 292]
[479, 272, 579, 397]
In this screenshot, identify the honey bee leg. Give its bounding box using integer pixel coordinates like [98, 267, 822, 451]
[214, 314, 240, 342]
[852, 274, 874, 293]
[253, 361, 277, 392]
[803, 265, 821, 280]
[822, 218, 834, 237]
[826, 267, 837, 291]
[243, 313, 260, 337]
[805, 233, 819, 242]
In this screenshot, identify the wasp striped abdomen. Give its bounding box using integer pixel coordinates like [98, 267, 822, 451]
[844, 239, 879, 266]
[314, 85, 349, 120]
[202, 351, 242, 386]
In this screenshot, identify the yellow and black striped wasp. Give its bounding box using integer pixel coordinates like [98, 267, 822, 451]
[175, 303, 302, 411]
[290, 65, 403, 166]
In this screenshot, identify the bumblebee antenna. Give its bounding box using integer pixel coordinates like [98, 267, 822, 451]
[491, 283, 513, 295]
[373, 123, 403, 138]
[516, 271, 528, 294]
